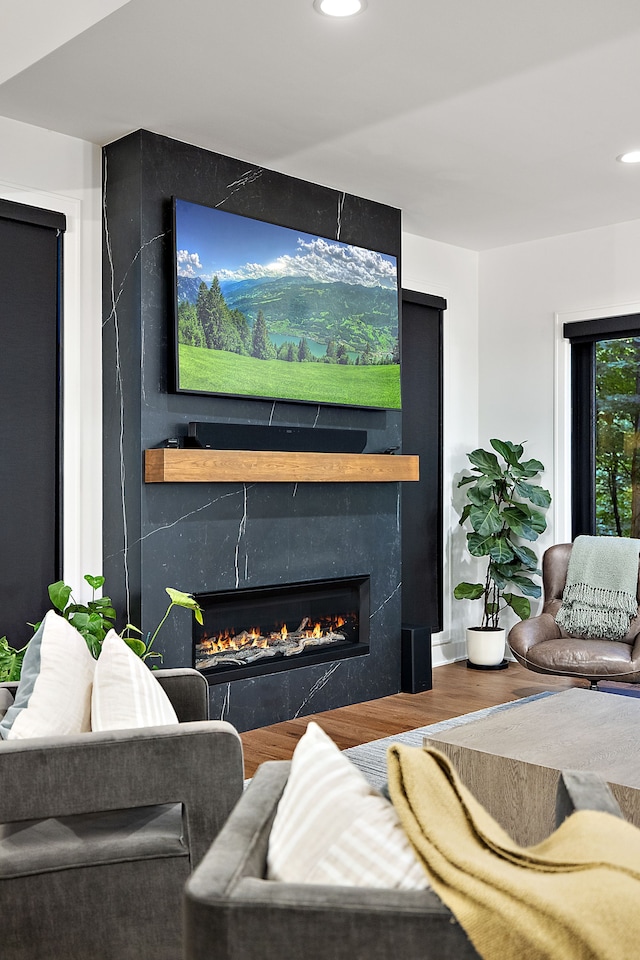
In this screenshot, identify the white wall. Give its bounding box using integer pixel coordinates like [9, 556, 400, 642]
[402, 231, 480, 664]
[479, 218, 640, 627]
[0, 116, 102, 598]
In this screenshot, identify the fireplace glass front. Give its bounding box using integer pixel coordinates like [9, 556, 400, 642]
[193, 576, 369, 683]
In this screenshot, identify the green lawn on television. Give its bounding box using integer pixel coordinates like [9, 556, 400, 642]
[178, 344, 401, 409]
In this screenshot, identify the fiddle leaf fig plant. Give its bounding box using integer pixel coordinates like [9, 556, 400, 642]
[453, 439, 551, 629]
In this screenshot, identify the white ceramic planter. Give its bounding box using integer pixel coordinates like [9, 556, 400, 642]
[466, 627, 506, 667]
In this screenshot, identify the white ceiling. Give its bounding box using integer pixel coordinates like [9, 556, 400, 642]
[2, 0, 640, 249]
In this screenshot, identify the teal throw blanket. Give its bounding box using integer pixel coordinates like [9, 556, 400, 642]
[555, 535, 640, 640]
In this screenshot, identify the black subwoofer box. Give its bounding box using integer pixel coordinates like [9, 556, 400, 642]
[401, 624, 433, 693]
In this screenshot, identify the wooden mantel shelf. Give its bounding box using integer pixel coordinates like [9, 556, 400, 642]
[145, 448, 419, 483]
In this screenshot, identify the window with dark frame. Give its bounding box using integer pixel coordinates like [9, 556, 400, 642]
[565, 314, 640, 540]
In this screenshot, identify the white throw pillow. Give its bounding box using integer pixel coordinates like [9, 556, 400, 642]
[266, 721, 430, 889]
[0, 610, 95, 740]
[91, 630, 178, 730]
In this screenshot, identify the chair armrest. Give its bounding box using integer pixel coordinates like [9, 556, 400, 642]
[184, 762, 478, 960]
[508, 613, 561, 658]
[556, 770, 624, 826]
[0, 720, 243, 867]
[0, 681, 19, 697]
[154, 667, 209, 721]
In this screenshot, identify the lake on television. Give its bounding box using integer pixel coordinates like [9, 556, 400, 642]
[269, 333, 358, 363]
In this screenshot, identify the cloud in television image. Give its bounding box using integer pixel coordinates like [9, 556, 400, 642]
[173, 199, 400, 409]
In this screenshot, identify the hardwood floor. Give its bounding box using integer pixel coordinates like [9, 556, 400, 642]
[240, 660, 589, 777]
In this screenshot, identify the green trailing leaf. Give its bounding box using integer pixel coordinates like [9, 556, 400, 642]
[84, 574, 105, 591]
[123, 636, 147, 657]
[6, 574, 206, 681]
[454, 439, 550, 628]
[48, 581, 72, 612]
[0, 636, 27, 682]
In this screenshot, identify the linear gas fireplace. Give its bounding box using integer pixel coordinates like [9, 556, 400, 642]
[193, 576, 370, 683]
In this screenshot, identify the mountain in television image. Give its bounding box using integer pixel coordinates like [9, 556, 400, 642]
[173, 199, 400, 409]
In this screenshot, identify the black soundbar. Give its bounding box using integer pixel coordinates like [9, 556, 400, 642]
[187, 421, 367, 454]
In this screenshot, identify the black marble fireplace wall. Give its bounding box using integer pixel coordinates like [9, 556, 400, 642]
[102, 130, 403, 731]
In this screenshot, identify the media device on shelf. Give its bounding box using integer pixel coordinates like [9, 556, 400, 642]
[172, 198, 401, 410]
[186, 421, 368, 454]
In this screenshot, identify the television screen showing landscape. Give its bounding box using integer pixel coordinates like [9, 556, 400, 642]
[173, 198, 401, 409]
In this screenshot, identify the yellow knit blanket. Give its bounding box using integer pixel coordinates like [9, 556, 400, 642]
[387, 745, 640, 960]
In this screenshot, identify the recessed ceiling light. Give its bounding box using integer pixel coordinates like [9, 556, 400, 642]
[617, 151, 640, 164]
[313, 0, 367, 17]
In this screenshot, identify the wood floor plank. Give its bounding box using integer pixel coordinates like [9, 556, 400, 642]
[240, 660, 588, 777]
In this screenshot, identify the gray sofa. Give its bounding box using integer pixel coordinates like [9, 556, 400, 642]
[0, 668, 244, 960]
[184, 760, 625, 960]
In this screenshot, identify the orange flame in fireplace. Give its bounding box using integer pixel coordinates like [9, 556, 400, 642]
[197, 610, 356, 661]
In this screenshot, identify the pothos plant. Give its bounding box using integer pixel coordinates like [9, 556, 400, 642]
[0, 576, 203, 682]
[453, 439, 551, 629]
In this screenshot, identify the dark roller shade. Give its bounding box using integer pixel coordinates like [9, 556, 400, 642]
[401, 290, 445, 632]
[0, 205, 64, 646]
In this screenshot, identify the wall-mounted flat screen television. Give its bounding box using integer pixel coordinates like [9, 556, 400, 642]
[172, 198, 401, 409]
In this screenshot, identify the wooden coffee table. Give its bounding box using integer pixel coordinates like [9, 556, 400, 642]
[424, 687, 640, 845]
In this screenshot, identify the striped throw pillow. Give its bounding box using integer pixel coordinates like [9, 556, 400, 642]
[91, 631, 178, 730]
[266, 721, 430, 889]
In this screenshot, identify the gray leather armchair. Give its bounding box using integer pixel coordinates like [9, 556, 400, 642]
[183, 761, 623, 960]
[0, 668, 244, 960]
[508, 542, 640, 687]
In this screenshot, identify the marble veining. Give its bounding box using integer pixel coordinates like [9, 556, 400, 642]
[370, 581, 402, 621]
[336, 191, 346, 240]
[215, 167, 263, 208]
[103, 485, 251, 562]
[219, 682, 231, 721]
[293, 661, 342, 719]
[103, 153, 131, 623]
[234, 483, 249, 589]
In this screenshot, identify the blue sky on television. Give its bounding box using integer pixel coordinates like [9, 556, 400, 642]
[175, 199, 397, 290]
